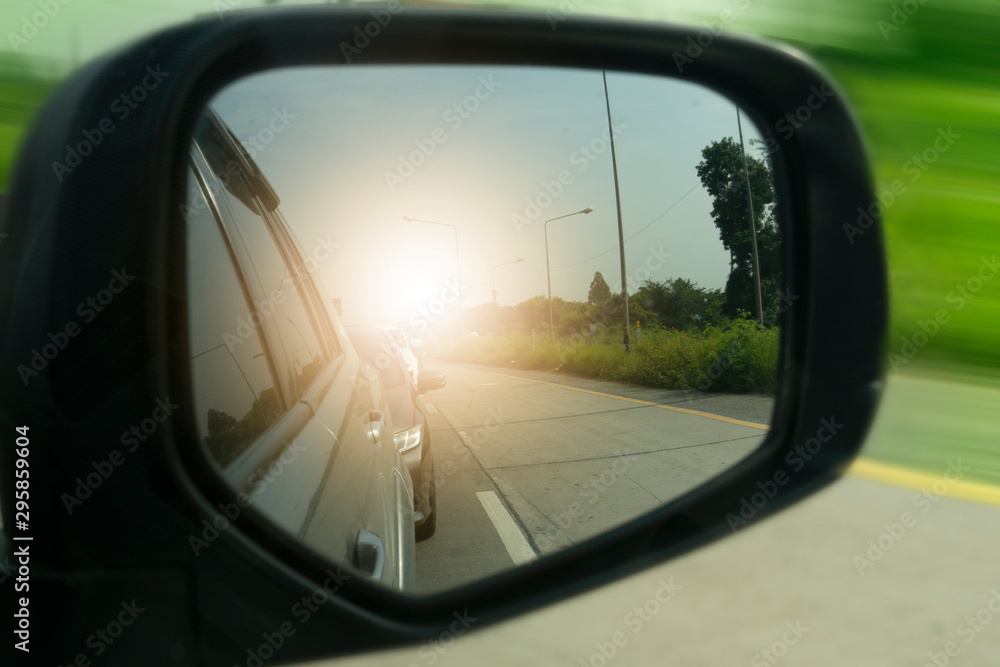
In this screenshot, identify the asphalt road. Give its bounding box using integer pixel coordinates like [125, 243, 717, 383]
[414, 362, 772, 593]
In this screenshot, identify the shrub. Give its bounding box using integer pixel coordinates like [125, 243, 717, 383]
[425, 314, 778, 394]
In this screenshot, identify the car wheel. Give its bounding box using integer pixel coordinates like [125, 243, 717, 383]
[415, 459, 437, 542]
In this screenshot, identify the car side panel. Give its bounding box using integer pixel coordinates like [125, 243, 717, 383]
[307, 354, 412, 588]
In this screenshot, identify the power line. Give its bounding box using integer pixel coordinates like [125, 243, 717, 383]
[530, 265, 547, 295]
[550, 182, 700, 269]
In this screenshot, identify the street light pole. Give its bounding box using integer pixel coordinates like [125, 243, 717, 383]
[544, 207, 594, 339]
[492, 258, 524, 338]
[404, 216, 463, 336]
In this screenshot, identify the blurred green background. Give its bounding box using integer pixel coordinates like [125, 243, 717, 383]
[1, 0, 996, 483]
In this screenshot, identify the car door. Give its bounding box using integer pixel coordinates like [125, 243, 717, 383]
[186, 113, 411, 589]
[261, 188, 415, 591]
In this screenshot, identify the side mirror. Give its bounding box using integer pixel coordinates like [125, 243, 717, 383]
[0, 7, 886, 665]
[417, 369, 447, 395]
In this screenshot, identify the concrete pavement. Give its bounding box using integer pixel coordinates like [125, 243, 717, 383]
[415, 362, 769, 592]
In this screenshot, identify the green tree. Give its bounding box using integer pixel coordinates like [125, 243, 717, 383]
[602, 292, 658, 336]
[511, 295, 556, 333]
[695, 137, 781, 323]
[587, 271, 612, 306]
[634, 278, 728, 330]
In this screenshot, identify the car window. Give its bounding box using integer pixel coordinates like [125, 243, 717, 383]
[268, 205, 345, 361]
[347, 332, 406, 389]
[185, 169, 282, 466]
[195, 119, 328, 400]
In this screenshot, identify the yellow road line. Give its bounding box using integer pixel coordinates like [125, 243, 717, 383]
[443, 364, 1000, 506]
[848, 458, 1000, 506]
[445, 364, 770, 430]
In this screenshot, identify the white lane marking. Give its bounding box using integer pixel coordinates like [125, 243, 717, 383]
[475, 490, 536, 566]
[480, 382, 498, 386]
[425, 402, 438, 414]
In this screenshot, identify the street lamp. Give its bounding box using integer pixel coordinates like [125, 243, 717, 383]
[492, 258, 524, 338]
[404, 215, 463, 336]
[544, 207, 594, 339]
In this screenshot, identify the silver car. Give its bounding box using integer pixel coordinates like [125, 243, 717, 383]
[345, 326, 446, 541]
[186, 109, 416, 589]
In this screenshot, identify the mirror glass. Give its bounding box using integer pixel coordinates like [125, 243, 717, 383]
[184, 65, 782, 594]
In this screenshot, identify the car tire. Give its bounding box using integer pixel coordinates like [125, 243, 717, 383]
[415, 459, 437, 542]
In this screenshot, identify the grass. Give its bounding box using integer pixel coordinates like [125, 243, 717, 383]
[0, 76, 57, 189]
[428, 319, 779, 394]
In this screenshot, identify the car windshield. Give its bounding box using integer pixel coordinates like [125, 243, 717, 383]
[348, 333, 406, 389]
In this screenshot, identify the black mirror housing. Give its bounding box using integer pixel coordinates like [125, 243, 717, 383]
[0, 7, 885, 665]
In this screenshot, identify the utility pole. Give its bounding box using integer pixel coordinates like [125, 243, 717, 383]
[604, 71, 630, 351]
[737, 108, 764, 327]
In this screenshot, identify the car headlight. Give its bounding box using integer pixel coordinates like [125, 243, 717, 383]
[393, 425, 422, 454]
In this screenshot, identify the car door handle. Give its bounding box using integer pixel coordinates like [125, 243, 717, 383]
[369, 409, 386, 442]
[354, 529, 385, 581]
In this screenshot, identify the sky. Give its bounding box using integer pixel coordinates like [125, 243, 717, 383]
[209, 64, 766, 327]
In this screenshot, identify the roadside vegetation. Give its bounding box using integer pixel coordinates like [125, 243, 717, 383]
[428, 312, 779, 394]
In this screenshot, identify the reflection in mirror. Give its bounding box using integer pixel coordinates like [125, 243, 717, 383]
[185, 65, 782, 594]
